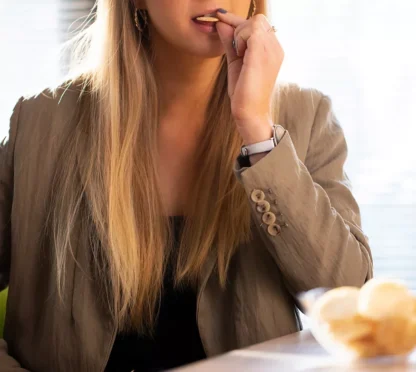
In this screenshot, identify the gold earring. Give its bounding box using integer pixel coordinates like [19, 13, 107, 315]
[134, 7, 148, 32]
[251, 0, 257, 17]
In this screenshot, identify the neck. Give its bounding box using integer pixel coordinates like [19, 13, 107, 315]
[151, 31, 223, 126]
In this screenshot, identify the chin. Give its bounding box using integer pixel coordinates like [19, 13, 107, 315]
[195, 49, 224, 58]
[190, 42, 225, 58]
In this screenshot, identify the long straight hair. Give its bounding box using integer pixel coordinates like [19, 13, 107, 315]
[48, 0, 280, 333]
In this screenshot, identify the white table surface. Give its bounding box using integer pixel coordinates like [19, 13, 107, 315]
[173, 330, 416, 371]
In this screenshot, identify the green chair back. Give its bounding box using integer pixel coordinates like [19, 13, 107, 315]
[0, 288, 8, 338]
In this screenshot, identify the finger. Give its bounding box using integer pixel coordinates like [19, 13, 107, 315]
[235, 28, 249, 57]
[216, 21, 240, 64]
[216, 10, 248, 60]
[234, 22, 254, 57]
[215, 10, 247, 28]
[234, 17, 273, 58]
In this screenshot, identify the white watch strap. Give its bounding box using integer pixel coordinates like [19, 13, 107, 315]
[241, 138, 275, 157]
[240, 124, 284, 157]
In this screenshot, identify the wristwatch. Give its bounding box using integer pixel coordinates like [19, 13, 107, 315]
[240, 124, 285, 157]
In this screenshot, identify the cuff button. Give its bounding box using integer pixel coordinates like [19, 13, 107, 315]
[251, 189, 265, 202]
[256, 200, 271, 213]
[267, 224, 282, 236]
[262, 212, 276, 225]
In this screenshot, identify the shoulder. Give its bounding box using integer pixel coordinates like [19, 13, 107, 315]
[273, 82, 336, 160]
[6, 78, 90, 167]
[7, 77, 90, 155]
[17, 77, 88, 126]
[275, 81, 327, 126]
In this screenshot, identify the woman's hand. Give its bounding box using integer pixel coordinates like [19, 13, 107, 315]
[216, 10, 284, 145]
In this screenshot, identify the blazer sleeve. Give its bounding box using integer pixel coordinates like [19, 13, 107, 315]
[233, 93, 373, 296]
[0, 97, 31, 371]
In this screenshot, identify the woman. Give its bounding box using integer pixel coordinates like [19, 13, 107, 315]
[0, 0, 373, 370]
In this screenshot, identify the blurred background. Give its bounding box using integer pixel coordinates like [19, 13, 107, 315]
[0, 0, 415, 297]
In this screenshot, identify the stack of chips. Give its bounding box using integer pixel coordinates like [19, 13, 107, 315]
[309, 278, 416, 358]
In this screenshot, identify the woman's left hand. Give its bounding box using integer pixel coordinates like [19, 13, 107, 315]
[216, 10, 284, 144]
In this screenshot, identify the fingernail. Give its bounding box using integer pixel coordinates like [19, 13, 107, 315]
[217, 8, 228, 14]
[233, 39, 238, 55]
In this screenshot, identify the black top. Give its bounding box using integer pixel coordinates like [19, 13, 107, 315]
[105, 216, 206, 372]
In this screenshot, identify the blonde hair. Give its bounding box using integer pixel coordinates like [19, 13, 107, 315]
[48, 0, 280, 333]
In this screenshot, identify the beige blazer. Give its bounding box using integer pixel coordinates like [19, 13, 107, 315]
[0, 81, 373, 371]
